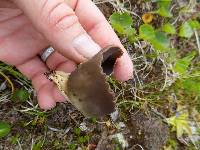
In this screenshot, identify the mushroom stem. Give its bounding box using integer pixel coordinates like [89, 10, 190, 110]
[48, 71, 70, 97]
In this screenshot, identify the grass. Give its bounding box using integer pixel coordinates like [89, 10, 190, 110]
[1, 0, 200, 149]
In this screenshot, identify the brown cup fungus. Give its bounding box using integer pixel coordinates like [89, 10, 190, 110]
[47, 46, 123, 117]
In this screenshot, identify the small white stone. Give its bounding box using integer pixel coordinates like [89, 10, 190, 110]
[110, 109, 119, 122]
[117, 122, 126, 129]
[79, 122, 88, 132]
[110, 133, 129, 148]
[77, 147, 82, 150]
[0, 81, 7, 91]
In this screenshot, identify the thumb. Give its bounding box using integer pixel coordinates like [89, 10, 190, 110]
[13, 0, 101, 63]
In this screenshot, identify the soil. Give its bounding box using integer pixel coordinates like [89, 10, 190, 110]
[127, 112, 169, 150]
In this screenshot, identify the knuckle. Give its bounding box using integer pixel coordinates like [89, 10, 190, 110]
[40, 0, 79, 31]
[54, 14, 79, 31]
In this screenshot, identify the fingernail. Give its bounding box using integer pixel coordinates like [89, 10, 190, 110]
[72, 33, 101, 58]
[114, 53, 134, 81]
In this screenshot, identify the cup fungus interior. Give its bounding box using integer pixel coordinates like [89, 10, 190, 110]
[101, 46, 123, 75]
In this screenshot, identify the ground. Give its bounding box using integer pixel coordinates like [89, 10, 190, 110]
[0, 0, 200, 150]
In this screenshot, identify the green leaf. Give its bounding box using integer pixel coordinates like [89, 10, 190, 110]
[32, 140, 44, 150]
[125, 27, 136, 43]
[166, 113, 192, 138]
[0, 121, 11, 138]
[74, 127, 81, 135]
[151, 31, 170, 51]
[12, 88, 30, 102]
[67, 143, 76, 150]
[166, 48, 177, 63]
[139, 24, 170, 51]
[179, 21, 194, 38]
[165, 139, 177, 150]
[173, 52, 196, 74]
[156, 1, 173, 17]
[188, 20, 200, 30]
[10, 134, 20, 144]
[139, 24, 155, 41]
[182, 78, 200, 96]
[156, 6, 172, 17]
[109, 12, 133, 34]
[91, 117, 97, 123]
[78, 135, 89, 144]
[162, 23, 176, 34]
[109, 12, 136, 43]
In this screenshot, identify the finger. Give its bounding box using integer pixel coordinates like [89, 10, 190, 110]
[13, 0, 101, 63]
[67, 0, 133, 81]
[46, 51, 77, 73]
[13, 0, 133, 81]
[0, 13, 48, 66]
[16, 56, 65, 109]
[0, 0, 17, 9]
[45, 51, 77, 102]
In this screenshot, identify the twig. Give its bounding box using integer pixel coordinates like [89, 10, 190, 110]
[17, 139, 23, 150]
[194, 30, 200, 55]
[0, 71, 14, 94]
[159, 58, 168, 91]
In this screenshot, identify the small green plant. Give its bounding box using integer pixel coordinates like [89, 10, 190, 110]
[10, 134, 20, 145]
[164, 139, 178, 150]
[109, 12, 136, 43]
[53, 140, 62, 149]
[139, 24, 170, 52]
[188, 20, 200, 30]
[181, 78, 200, 96]
[162, 23, 176, 35]
[67, 143, 76, 150]
[0, 121, 11, 138]
[139, 24, 155, 40]
[91, 117, 97, 123]
[154, 0, 173, 17]
[179, 21, 194, 38]
[74, 127, 81, 136]
[173, 51, 196, 75]
[166, 112, 192, 138]
[12, 88, 30, 102]
[77, 135, 89, 144]
[67, 127, 91, 148]
[179, 20, 200, 38]
[32, 139, 44, 150]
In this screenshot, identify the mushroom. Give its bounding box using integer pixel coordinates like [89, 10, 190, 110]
[47, 45, 123, 117]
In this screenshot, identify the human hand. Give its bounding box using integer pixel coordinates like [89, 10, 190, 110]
[0, 0, 133, 110]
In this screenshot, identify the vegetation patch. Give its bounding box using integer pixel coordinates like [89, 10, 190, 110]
[1, 0, 200, 149]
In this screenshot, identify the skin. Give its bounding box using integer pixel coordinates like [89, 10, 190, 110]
[0, 0, 133, 110]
